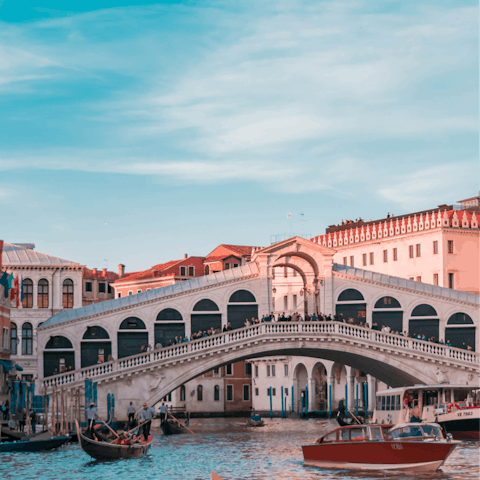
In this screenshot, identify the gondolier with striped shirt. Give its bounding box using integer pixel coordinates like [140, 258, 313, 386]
[140, 403, 156, 440]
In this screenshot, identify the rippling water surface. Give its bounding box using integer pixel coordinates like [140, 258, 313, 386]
[1, 418, 478, 480]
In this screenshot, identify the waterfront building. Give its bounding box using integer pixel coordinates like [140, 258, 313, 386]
[82, 267, 118, 305]
[0, 240, 12, 397]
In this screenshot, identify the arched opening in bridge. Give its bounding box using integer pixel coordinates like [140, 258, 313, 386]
[446, 313, 475, 351]
[372, 296, 403, 332]
[293, 363, 308, 412]
[409, 304, 439, 341]
[81, 326, 111, 368]
[155, 308, 185, 347]
[311, 362, 327, 412]
[191, 299, 221, 334]
[331, 363, 347, 412]
[336, 289, 366, 325]
[44, 336, 74, 377]
[227, 290, 258, 329]
[118, 317, 148, 358]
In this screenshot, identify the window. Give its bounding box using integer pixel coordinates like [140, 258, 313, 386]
[285, 389, 288, 396]
[284, 364, 288, 376]
[137, 290, 141, 294]
[393, 248, 398, 261]
[180, 385, 186, 401]
[343, 257, 347, 265]
[22, 322, 33, 355]
[180, 266, 186, 276]
[243, 385, 250, 401]
[433, 273, 439, 286]
[350, 256, 354, 267]
[362, 254, 367, 266]
[293, 295, 297, 309]
[272, 388, 276, 396]
[255, 365, 259, 377]
[62, 279, 74, 308]
[22, 279, 33, 308]
[213, 367, 220, 377]
[214, 385, 220, 401]
[433, 241, 438, 254]
[266, 365, 271, 377]
[383, 250, 388, 263]
[188, 266, 195, 276]
[245, 363, 252, 375]
[448, 273, 454, 289]
[271, 365, 276, 377]
[409, 245, 414, 258]
[283, 296, 288, 310]
[416, 244, 421, 257]
[163, 393, 172, 402]
[416, 276, 421, 282]
[233, 263, 239, 268]
[369, 252, 374, 265]
[226, 385, 233, 401]
[2, 327, 8, 349]
[204, 265, 210, 275]
[117, 293, 122, 298]
[226, 363, 233, 376]
[38, 279, 49, 308]
[10, 324, 17, 355]
[197, 385, 203, 401]
[224, 263, 230, 270]
[98, 282, 106, 293]
[128, 291, 132, 296]
[255, 388, 259, 396]
[447, 240, 454, 254]
[85, 282, 92, 292]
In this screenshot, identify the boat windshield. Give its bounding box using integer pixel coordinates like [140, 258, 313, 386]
[387, 424, 443, 440]
[368, 426, 383, 441]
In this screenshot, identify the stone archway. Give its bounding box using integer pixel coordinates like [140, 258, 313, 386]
[293, 362, 308, 412]
[311, 361, 328, 412]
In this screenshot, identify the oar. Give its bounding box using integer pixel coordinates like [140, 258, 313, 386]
[347, 409, 363, 425]
[168, 412, 194, 434]
[108, 419, 152, 444]
[101, 420, 120, 438]
[75, 420, 82, 447]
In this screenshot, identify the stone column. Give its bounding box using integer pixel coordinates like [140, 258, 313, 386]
[53, 270, 62, 310]
[307, 377, 315, 412]
[346, 368, 355, 411]
[367, 374, 376, 412]
[33, 280, 38, 309]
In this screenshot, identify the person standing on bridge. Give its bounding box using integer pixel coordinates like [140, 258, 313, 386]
[140, 403, 156, 440]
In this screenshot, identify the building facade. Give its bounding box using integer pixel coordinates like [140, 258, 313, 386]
[82, 267, 118, 306]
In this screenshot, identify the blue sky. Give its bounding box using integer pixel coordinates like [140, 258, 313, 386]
[0, 0, 478, 273]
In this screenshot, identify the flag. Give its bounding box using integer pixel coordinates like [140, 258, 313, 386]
[0, 272, 8, 298]
[14, 275, 20, 308]
[7, 274, 14, 301]
[19, 274, 24, 302]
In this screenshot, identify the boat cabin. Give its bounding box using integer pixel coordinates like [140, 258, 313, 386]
[386, 423, 446, 441]
[317, 425, 388, 444]
[373, 384, 479, 424]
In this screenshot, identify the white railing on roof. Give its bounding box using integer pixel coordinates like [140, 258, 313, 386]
[333, 264, 480, 305]
[40, 320, 479, 391]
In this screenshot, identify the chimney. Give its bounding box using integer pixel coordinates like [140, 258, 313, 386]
[102, 268, 107, 277]
[0, 240, 3, 270]
[184, 254, 188, 259]
[118, 264, 125, 278]
[92, 268, 97, 275]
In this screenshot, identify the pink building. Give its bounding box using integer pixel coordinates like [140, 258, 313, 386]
[310, 195, 479, 294]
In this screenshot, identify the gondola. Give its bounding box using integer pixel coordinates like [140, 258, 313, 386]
[0, 434, 70, 453]
[160, 418, 189, 435]
[246, 415, 265, 427]
[76, 422, 153, 460]
[336, 411, 364, 427]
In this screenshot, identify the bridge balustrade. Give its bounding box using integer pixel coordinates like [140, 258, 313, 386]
[40, 321, 479, 391]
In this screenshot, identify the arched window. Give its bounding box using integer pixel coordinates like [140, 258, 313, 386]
[447, 313, 474, 325]
[197, 385, 203, 401]
[214, 385, 220, 401]
[156, 309, 183, 321]
[22, 279, 33, 308]
[180, 385, 186, 402]
[193, 299, 219, 311]
[22, 322, 33, 355]
[10, 323, 17, 355]
[62, 279, 74, 308]
[338, 289, 364, 302]
[38, 279, 49, 308]
[82, 326, 110, 339]
[45, 336, 73, 349]
[374, 296, 401, 309]
[229, 290, 256, 303]
[119, 317, 146, 329]
[204, 265, 210, 275]
[411, 304, 437, 316]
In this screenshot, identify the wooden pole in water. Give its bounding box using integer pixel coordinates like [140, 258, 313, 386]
[70, 390, 73, 433]
[60, 388, 65, 435]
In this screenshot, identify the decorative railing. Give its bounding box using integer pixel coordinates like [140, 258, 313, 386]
[40, 321, 479, 391]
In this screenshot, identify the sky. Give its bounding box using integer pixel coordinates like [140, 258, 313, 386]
[0, 0, 478, 273]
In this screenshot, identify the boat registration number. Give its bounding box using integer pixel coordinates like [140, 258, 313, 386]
[458, 411, 473, 417]
[391, 443, 403, 450]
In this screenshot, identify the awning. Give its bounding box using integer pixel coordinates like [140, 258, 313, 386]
[14, 364, 24, 371]
[0, 359, 13, 371]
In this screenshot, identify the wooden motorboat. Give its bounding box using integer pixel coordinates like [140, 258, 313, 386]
[0, 434, 70, 453]
[76, 423, 153, 460]
[302, 422, 460, 471]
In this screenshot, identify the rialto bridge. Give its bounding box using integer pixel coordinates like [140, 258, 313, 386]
[37, 237, 479, 412]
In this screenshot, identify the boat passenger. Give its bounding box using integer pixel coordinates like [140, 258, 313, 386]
[410, 406, 423, 423]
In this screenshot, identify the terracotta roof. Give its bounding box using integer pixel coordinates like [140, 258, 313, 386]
[116, 260, 181, 283]
[83, 267, 118, 281]
[205, 245, 256, 261]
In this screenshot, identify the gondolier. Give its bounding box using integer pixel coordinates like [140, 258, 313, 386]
[140, 403, 156, 440]
[86, 402, 98, 432]
[158, 403, 167, 424]
[127, 402, 136, 427]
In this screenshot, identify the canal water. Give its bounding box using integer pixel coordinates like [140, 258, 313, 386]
[1, 418, 478, 479]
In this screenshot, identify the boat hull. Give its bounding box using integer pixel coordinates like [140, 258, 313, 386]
[438, 416, 480, 440]
[0, 436, 70, 453]
[302, 441, 458, 472]
[78, 431, 153, 460]
[160, 420, 188, 435]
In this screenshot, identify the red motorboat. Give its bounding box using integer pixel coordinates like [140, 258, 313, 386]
[302, 423, 460, 471]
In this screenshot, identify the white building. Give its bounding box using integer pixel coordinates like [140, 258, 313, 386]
[1, 243, 83, 379]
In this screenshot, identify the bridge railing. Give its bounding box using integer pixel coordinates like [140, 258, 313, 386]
[39, 321, 479, 390]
